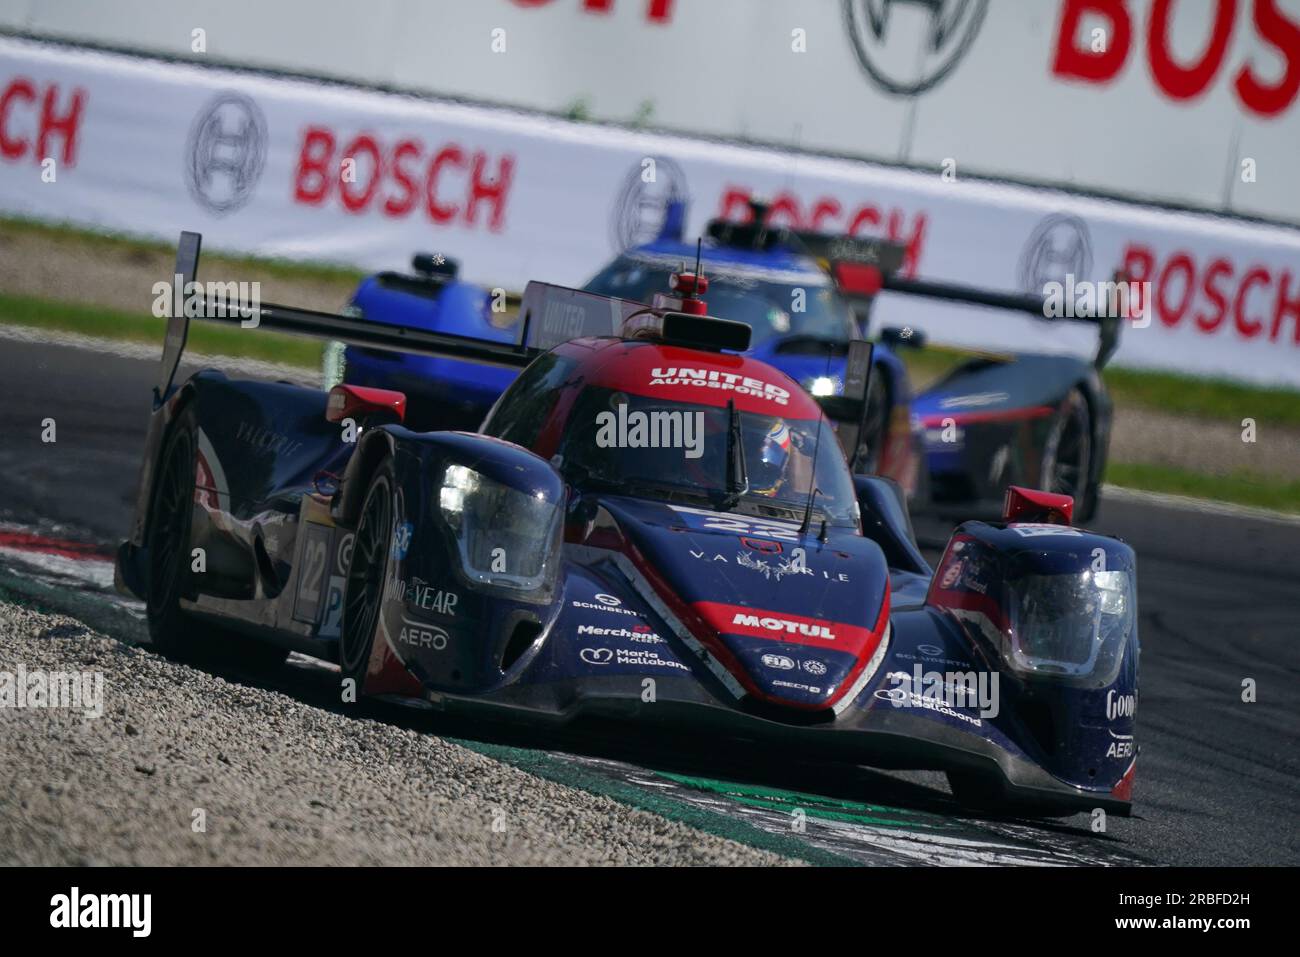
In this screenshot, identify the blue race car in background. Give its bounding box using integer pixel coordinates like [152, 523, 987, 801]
[341, 204, 1118, 520]
[340, 252, 519, 433]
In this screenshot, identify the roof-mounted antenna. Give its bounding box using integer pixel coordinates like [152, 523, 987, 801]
[669, 238, 709, 317]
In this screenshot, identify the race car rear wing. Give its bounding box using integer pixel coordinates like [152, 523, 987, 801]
[157, 231, 880, 470]
[157, 232, 757, 392]
[156, 231, 540, 402]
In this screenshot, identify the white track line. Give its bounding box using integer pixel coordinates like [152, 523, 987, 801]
[0, 322, 318, 385]
[1103, 484, 1300, 526]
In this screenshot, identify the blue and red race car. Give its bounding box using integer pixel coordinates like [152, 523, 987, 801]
[114, 232, 1140, 816]
[341, 205, 1116, 520]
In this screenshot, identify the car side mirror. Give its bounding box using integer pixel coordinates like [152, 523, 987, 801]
[326, 384, 406, 426]
[854, 475, 929, 576]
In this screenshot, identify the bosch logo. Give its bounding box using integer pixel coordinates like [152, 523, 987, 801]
[842, 0, 988, 96]
[1018, 213, 1094, 296]
[609, 155, 689, 253]
[185, 92, 267, 215]
[1106, 690, 1137, 720]
[580, 647, 614, 665]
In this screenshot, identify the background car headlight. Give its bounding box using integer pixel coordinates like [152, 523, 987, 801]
[439, 464, 561, 592]
[806, 375, 838, 397]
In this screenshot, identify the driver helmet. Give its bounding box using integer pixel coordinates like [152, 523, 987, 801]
[751, 419, 792, 496]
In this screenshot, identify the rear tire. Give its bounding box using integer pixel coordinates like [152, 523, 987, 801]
[145, 406, 287, 671]
[145, 407, 201, 657]
[339, 460, 396, 691]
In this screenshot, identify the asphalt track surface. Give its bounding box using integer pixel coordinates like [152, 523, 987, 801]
[1, 335, 1297, 865]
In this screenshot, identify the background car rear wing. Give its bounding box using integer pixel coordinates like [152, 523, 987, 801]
[872, 267, 1124, 370]
[707, 211, 1123, 368]
[805, 232, 1125, 370]
[156, 231, 539, 404]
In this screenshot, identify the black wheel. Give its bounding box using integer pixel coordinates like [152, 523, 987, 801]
[145, 405, 286, 670]
[1042, 388, 1092, 512]
[340, 460, 395, 689]
[146, 406, 204, 657]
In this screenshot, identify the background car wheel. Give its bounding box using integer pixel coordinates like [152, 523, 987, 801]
[340, 460, 395, 690]
[1041, 388, 1092, 517]
[145, 405, 286, 670]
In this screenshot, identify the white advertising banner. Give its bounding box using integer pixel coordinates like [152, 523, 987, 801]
[1, 0, 1298, 224]
[1, 36, 1299, 386]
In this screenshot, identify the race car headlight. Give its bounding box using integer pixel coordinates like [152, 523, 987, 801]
[439, 464, 561, 592]
[1003, 567, 1135, 685]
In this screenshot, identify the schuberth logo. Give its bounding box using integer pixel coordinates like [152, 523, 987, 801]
[842, 0, 988, 96]
[609, 155, 689, 252]
[185, 92, 267, 215]
[1019, 213, 1094, 296]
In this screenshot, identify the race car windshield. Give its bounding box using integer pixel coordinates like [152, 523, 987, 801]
[557, 387, 859, 527]
[586, 259, 854, 348]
